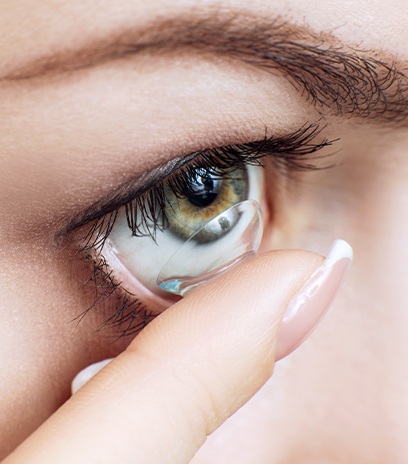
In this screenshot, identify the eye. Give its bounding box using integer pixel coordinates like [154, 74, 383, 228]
[75, 123, 336, 334]
[105, 163, 263, 298]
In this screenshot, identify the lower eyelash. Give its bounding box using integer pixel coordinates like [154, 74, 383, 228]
[73, 251, 156, 339]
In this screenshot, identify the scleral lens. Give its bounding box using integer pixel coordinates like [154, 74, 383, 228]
[157, 199, 263, 296]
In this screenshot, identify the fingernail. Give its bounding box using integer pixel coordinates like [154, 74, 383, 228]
[276, 239, 353, 360]
[71, 358, 113, 395]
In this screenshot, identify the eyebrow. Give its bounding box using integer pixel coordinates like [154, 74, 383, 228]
[3, 13, 408, 125]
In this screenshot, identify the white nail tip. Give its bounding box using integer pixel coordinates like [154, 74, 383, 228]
[302, 239, 353, 299]
[71, 358, 113, 395]
[281, 239, 352, 325]
[324, 239, 353, 268]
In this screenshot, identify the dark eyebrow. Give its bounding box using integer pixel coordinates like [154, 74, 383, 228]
[3, 13, 408, 125]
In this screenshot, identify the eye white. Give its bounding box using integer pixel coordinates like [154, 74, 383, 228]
[105, 164, 264, 296]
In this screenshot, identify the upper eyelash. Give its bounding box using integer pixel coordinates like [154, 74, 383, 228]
[79, 121, 336, 254]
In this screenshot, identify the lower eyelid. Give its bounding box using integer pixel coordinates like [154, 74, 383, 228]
[70, 169, 256, 336]
[71, 246, 171, 339]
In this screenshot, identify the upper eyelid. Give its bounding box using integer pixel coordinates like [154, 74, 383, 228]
[64, 148, 220, 234]
[65, 138, 248, 236]
[64, 121, 334, 237]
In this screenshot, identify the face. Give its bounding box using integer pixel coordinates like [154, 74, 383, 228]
[1, 0, 408, 462]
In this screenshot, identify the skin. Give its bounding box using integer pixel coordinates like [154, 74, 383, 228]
[1, 0, 408, 462]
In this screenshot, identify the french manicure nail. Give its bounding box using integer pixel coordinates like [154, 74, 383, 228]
[275, 239, 353, 361]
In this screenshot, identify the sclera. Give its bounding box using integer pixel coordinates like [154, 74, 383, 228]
[105, 165, 264, 299]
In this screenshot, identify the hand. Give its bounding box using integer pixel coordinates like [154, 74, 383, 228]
[4, 244, 350, 464]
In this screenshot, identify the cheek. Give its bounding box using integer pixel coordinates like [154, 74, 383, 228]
[0, 244, 129, 459]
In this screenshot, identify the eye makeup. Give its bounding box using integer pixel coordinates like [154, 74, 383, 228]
[72, 121, 336, 338]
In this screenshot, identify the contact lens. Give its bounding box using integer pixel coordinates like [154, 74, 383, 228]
[157, 199, 263, 296]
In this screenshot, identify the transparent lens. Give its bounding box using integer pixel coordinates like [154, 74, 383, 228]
[157, 199, 263, 296]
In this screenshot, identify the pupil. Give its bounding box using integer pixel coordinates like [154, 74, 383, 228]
[187, 170, 222, 207]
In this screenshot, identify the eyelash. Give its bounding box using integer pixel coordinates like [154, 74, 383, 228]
[75, 121, 336, 338]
